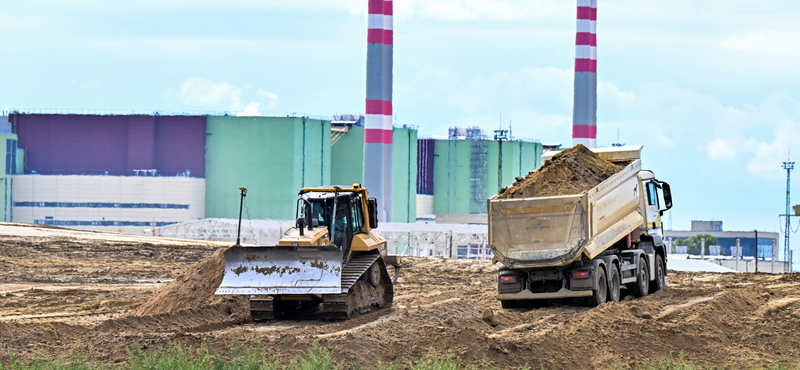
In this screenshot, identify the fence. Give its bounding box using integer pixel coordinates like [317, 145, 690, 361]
[154, 219, 492, 260]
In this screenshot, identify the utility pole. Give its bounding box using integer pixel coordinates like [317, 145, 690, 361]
[755, 230, 759, 273]
[494, 128, 509, 192]
[782, 160, 794, 273]
[736, 239, 740, 272]
[772, 240, 777, 273]
[701, 238, 705, 260]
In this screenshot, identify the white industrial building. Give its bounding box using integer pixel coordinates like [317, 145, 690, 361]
[13, 175, 205, 234]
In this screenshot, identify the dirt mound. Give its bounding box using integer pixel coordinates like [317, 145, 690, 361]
[133, 248, 248, 318]
[498, 144, 622, 199]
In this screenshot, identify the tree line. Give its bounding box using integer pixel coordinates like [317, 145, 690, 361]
[672, 234, 721, 255]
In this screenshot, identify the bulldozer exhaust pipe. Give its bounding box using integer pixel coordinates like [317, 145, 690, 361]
[236, 187, 247, 246]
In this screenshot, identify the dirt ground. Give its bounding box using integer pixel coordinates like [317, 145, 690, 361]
[2, 224, 800, 369]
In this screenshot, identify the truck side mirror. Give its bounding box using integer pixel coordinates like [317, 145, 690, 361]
[661, 182, 672, 210]
[368, 197, 378, 229]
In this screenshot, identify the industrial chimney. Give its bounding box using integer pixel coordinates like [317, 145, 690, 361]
[572, 0, 597, 148]
[363, 0, 393, 222]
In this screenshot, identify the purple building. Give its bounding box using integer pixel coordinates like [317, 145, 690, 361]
[10, 114, 206, 177]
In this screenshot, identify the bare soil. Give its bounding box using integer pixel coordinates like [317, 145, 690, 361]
[2, 224, 800, 369]
[498, 144, 623, 199]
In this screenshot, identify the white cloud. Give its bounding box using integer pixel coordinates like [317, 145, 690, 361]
[398, 65, 574, 141]
[707, 139, 737, 160]
[391, 0, 563, 22]
[688, 92, 800, 179]
[0, 14, 49, 29]
[722, 33, 765, 51]
[178, 78, 279, 114]
[180, 77, 242, 109]
[258, 90, 278, 100]
[337, 0, 565, 22]
[722, 30, 800, 57]
[596, 81, 800, 178]
[236, 103, 262, 116]
[400, 62, 799, 181]
[745, 120, 800, 180]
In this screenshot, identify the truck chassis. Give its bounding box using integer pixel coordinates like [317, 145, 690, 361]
[497, 243, 666, 307]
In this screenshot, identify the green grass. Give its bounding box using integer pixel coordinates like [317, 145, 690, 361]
[1, 343, 798, 370]
[611, 352, 800, 370]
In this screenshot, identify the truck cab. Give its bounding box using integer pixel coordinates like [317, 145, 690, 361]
[640, 170, 672, 247]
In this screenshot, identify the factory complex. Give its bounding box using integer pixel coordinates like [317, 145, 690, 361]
[0, 112, 543, 233]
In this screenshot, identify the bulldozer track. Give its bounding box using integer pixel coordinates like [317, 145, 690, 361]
[249, 297, 276, 321]
[322, 253, 393, 320]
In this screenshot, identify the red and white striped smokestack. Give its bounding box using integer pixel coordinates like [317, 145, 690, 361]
[363, 0, 393, 222]
[572, 0, 597, 148]
[382, 0, 393, 223]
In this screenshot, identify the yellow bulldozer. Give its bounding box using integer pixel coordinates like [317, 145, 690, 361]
[215, 184, 400, 320]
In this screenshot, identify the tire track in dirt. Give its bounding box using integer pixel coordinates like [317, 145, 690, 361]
[655, 292, 724, 320]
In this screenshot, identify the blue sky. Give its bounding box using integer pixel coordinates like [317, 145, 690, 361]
[3, 1, 800, 260]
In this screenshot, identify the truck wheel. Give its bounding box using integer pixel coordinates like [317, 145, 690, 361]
[501, 300, 517, 309]
[586, 266, 607, 307]
[608, 264, 621, 302]
[649, 255, 666, 294]
[627, 257, 649, 297]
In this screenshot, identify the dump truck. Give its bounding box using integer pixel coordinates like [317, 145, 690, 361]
[490, 145, 673, 307]
[215, 185, 400, 320]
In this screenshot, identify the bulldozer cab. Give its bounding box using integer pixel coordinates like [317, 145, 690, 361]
[301, 191, 366, 256]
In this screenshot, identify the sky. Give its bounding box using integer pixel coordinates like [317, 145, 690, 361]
[2, 0, 800, 262]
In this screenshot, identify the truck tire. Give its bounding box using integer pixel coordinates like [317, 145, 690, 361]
[586, 266, 608, 307]
[501, 300, 517, 309]
[649, 255, 666, 294]
[627, 257, 649, 297]
[608, 264, 621, 302]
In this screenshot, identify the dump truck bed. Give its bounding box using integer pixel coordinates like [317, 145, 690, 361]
[489, 159, 643, 269]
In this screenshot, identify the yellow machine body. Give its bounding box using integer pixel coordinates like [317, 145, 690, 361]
[216, 184, 401, 320]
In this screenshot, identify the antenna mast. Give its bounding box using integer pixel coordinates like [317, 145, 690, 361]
[783, 158, 794, 272]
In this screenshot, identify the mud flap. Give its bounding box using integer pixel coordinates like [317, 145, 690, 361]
[215, 245, 342, 295]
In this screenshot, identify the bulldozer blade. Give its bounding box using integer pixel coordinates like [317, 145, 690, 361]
[215, 245, 343, 295]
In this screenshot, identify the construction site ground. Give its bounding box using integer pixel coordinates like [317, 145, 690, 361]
[2, 224, 800, 369]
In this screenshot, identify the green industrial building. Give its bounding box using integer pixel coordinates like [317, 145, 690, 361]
[432, 139, 542, 215]
[416, 128, 543, 220]
[205, 118, 541, 222]
[205, 116, 331, 220]
[205, 116, 418, 223]
[0, 133, 23, 221]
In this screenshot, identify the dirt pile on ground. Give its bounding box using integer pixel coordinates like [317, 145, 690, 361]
[133, 248, 249, 319]
[498, 144, 622, 199]
[0, 225, 222, 286]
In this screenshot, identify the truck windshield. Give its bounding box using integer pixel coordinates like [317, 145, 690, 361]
[490, 200, 586, 263]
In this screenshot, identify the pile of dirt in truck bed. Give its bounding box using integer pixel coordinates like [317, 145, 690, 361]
[498, 144, 623, 199]
[133, 248, 249, 319]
